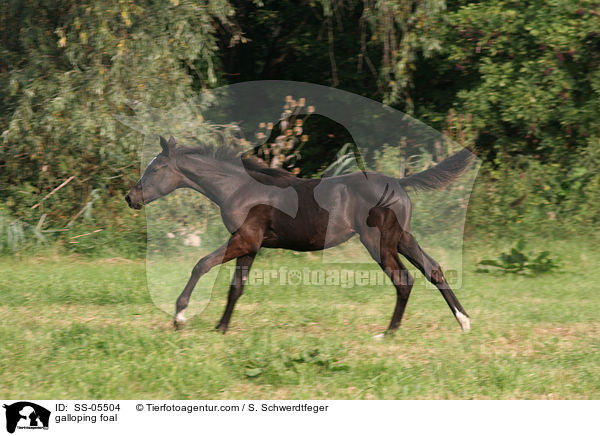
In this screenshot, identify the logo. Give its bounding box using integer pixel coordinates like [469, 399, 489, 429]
[3, 402, 50, 434]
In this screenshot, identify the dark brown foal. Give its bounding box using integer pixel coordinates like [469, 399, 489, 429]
[126, 136, 475, 335]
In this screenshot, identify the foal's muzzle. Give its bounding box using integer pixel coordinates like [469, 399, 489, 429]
[125, 193, 143, 210]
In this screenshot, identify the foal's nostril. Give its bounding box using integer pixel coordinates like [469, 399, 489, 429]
[125, 194, 132, 207]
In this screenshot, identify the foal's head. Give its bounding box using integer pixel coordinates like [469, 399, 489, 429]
[125, 136, 184, 209]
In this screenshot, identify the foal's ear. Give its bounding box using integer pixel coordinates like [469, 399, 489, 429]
[159, 135, 177, 155]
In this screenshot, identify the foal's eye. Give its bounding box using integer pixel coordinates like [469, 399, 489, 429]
[151, 167, 160, 173]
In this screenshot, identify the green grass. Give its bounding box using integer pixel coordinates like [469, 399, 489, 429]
[0, 237, 599, 399]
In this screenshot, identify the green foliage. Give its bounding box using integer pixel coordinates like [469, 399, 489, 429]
[477, 239, 560, 275]
[435, 0, 600, 160]
[411, 0, 600, 234]
[2, 0, 600, 256]
[466, 146, 600, 235]
[0, 0, 235, 255]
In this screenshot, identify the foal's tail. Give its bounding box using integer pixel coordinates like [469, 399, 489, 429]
[397, 148, 475, 191]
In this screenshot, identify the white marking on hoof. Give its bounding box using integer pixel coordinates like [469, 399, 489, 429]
[455, 310, 470, 332]
[373, 333, 386, 341]
[175, 311, 187, 324]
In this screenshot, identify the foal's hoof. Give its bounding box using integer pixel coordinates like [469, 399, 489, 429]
[455, 311, 471, 332]
[374, 330, 396, 340]
[215, 323, 228, 335]
[173, 312, 187, 330]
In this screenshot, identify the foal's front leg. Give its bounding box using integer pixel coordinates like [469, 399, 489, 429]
[174, 230, 261, 330]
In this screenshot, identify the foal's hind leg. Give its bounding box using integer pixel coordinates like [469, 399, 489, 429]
[359, 227, 414, 334]
[398, 231, 470, 331]
[383, 254, 414, 332]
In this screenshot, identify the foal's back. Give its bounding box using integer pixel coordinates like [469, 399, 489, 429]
[258, 171, 411, 251]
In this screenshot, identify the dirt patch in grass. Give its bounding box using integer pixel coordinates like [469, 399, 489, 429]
[531, 322, 600, 338]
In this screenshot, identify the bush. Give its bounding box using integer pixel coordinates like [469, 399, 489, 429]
[466, 148, 600, 237]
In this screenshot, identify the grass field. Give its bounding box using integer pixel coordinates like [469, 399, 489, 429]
[0, 237, 599, 399]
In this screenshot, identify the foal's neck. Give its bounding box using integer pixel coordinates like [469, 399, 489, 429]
[175, 153, 248, 205]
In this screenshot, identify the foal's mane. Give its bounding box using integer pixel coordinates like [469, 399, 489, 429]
[175, 141, 295, 178]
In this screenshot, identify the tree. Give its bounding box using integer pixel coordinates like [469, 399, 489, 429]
[437, 0, 600, 163]
[0, 0, 235, 231]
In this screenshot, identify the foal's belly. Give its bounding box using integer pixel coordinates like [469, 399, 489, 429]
[262, 229, 356, 251]
[262, 209, 355, 251]
[222, 181, 357, 251]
